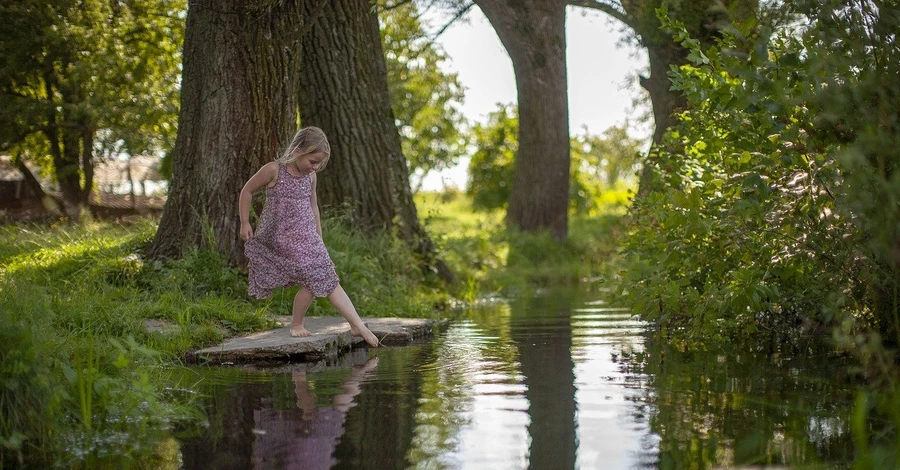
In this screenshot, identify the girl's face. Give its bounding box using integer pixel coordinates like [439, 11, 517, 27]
[293, 151, 328, 174]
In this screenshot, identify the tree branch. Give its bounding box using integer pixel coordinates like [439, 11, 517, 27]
[430, 2, 475, 41]
[567, 0, 635, 29]
[14, 153, 62, 215]
[377, 0, 416, 12]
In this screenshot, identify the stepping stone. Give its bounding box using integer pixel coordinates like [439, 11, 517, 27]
[191, 316, 440, 365]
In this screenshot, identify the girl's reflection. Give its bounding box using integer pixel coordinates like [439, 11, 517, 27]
[252, 355, 379, 469]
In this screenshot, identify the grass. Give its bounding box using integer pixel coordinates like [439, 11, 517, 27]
[417, 189, 628, 297]
[0, 190, 627, 467]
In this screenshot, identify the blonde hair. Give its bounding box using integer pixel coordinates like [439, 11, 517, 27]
[277, 126, 331, 172]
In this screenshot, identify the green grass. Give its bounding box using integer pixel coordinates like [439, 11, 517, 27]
[417, 189, 628, 297]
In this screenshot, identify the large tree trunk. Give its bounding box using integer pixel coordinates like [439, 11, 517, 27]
[45, 76, 89, 219]
[299, 0, 454, 281]
[476, 0, 571, 240]
[148, 0, 306, 265]
[299, 0, 397, 231]
[641, 43, 687, 146]
[634, 39, 689, 196]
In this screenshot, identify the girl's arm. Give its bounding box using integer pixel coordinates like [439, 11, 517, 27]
[311, 172, 323, 239]
[239, 162, 278, 240]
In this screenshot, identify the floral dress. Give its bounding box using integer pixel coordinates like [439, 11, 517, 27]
[245, 164, 339, 298]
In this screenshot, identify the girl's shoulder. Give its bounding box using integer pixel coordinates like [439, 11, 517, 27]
[261, 161, 281, 188]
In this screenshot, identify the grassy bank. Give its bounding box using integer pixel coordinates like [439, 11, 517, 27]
[0, 214, 445, 467]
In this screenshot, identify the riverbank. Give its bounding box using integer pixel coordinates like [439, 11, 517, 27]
[0, 217, 444, 466]
[0, 192, 625, 466]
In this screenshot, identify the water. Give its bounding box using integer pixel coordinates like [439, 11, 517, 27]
[176, 288, 857, 469]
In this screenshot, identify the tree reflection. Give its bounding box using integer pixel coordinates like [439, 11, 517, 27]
[508, 291, 579, 470]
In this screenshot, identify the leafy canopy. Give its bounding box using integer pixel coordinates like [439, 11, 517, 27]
[467, 103, 643, 214]
[0, 0, 184, 172]
[379, 2, 468, 189]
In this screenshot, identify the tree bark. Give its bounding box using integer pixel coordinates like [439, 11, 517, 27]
[81, 121, 94, 206]
[300, 0, 454, 281]
[299, 0, 397, 231]
[44, 75, 88, 219]
[148, 0, 306, 265]
[475, 0, 571, 240]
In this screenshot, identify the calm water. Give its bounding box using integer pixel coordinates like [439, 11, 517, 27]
[177, 288, 857, 469]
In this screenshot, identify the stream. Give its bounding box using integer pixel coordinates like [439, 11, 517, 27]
[176, 287, 857, 469]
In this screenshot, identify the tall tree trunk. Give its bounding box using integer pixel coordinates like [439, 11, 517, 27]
[635, 1, 759, 195]
[300, 0, 454, 281]
[633, 39, 689, 196]
[81, 122, 94, 206]
[148, 0, 306, 265]
[299, 0, 397, 231]
[641, 43, 687, 146]
[48, 79, 87, 219]
[476, 0, 571, 240]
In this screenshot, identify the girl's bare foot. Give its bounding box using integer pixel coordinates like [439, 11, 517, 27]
[350, 324, 380, 347]
[290, 325, 312, 337]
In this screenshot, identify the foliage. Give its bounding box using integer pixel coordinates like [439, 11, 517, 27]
[467, 103, 642, 214]
[466, 104, 518, 211]
[621, 1, 900, 350]
[379, 1, 468, 188]
[0, 0, 184, 207]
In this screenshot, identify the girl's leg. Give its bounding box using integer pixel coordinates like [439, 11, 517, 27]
[291, 287, 314, 337]
[327, 284, 379, 347]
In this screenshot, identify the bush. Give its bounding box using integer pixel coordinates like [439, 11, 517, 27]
[622, 1, 900, 345]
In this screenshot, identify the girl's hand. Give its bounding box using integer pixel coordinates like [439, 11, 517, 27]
[240, 223, 253, 241]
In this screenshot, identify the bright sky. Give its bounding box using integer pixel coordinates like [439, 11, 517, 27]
[419, 5, 650, 190]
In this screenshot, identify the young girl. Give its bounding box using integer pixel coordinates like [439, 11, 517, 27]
[239, 126, 379, 347]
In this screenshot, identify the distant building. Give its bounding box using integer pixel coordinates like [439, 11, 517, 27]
[93, 155, 166, 196]
[0, 155, 37, 206]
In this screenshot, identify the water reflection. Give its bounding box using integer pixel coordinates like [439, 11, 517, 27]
[624, 334, 857, 469]
[179, 288, 859, 469]
[508, 293, 578, 470]
[251, 356, 379, 469]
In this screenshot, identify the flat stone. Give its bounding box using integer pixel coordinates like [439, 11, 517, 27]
[191, 316, 440, 365]
[144, 318, 178, 334]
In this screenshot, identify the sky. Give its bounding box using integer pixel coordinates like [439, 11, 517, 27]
[418, 5, 650, 190]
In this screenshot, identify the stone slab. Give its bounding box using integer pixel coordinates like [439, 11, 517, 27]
[190, 316, 440, 365]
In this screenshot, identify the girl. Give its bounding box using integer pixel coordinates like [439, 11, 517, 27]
[239, 126, 379, 348]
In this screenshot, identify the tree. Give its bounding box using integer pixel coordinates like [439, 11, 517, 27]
[569, 0, 760, 195]
[474, 0, 572, 240]
[299, 0, 453, 280]
[621, 0, 900, 347]
[467, 104, 518, 211]
[0, 0, 183, 219]
[380, 2, 468, 192]
[468, 104, 640, 214]
[570, 0, 760, 144]
[572, 124, 644, 188]
[148, 0, 313, 265]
